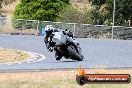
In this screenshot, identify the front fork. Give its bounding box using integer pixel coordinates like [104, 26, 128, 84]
[67, 37, 81, 54]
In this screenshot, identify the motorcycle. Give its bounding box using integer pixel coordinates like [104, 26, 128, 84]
[47, 31, 83, 61]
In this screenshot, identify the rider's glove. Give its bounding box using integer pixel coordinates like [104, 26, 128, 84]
[48, 47, 53, 52]
[46, 44, 49, 48]
[46, 44, 53, 52]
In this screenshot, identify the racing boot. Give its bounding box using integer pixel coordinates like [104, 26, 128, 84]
[55, 49, 63, 60]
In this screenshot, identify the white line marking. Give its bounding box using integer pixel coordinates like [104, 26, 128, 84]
[0, 50, 46, 65]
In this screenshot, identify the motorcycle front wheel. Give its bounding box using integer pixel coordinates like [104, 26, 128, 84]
[68, 44, 83, 61]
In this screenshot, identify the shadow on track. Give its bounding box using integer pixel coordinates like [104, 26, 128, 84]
[61, 60, 79, 62]
[51, 60, 80, 63]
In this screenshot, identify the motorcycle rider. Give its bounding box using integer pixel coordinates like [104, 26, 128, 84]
[44, 25, 56, 52]
[44, 25, 79, 60]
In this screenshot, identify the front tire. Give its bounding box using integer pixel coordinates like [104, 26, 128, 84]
[68, 44, 83, 61]
[77, 55, 83, 61]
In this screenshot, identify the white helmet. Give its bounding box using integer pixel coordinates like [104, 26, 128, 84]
[45, 25, 54, 31]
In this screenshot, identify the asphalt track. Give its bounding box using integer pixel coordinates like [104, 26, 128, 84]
[0, 34, 132, 71]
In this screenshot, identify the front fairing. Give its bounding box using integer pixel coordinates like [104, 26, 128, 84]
[52, 32, 67, 46]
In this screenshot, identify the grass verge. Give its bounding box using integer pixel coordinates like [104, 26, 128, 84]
[0, 69, 131, 88]
[0, 48, 30, 63]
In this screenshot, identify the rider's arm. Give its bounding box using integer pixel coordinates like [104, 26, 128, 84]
[44, 35, 53, 52]
[44, 34, 54, 47]
[44, 35, 49, 45]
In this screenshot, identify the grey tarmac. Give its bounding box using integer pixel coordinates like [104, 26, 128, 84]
[0, 34, 132, 71]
